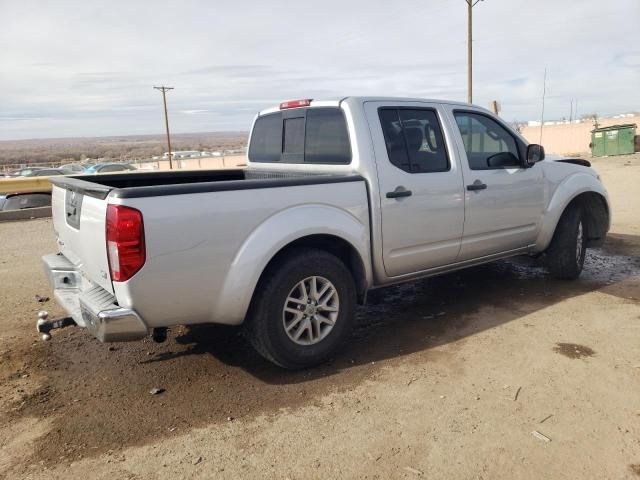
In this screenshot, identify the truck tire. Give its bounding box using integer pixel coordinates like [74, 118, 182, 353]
[545, 204, 587, 280]
[245, 248, 356, 369]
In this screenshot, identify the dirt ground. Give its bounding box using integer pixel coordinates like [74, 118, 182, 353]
[1, 154, 639, 480]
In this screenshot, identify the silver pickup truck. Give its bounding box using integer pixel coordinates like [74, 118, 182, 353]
[40, 96, 610, 368]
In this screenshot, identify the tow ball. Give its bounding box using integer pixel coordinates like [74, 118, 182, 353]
[36, 311, 76, 341]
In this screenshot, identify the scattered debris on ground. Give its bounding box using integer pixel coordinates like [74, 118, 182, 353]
[404, 466, 424, 476]
[532, 431, 552, 443]
[539, 414, 554, 424]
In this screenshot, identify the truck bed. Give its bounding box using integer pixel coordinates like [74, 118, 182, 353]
[50, 169, 364, 199]
[47, 166, 371, 329]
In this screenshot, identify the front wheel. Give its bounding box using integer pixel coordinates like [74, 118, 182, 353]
[245, 248, 356, 369]
[545, 205, 587, 280]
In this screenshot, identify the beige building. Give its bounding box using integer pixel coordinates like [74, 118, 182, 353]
[520, 115, 639, 156]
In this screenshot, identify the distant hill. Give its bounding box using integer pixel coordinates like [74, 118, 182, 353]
[0, 132, 248, 166]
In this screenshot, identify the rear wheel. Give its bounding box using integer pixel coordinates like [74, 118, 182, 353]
[545, 204, 587, 280]
[245, 248, 356, 369]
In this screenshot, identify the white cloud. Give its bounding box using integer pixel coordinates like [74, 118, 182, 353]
[0, 0, 638, 139]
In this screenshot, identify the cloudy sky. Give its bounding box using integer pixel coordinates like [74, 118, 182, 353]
[1, 0, 638, 140]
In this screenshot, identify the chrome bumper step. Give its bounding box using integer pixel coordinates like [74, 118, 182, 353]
[41, 253, 149, 342]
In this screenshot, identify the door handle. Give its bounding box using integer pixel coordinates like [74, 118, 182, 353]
[386, 187, 412, 199]
[466, 181, 487, 191]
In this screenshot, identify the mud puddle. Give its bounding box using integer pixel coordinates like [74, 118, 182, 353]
[553, 343, 596, 359]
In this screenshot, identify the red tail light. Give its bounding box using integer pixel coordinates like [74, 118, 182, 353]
[106, 204, 145, 282]
[279, 99, 312, 109]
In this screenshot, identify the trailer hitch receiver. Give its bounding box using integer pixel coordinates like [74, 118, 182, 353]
[36, 311, 76, 341]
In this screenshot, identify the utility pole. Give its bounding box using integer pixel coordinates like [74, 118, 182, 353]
[465, 0, 483, 104]
[569, 99, 573, 123]
[539, 68, 547, 145]
[153, 86, 175, 169]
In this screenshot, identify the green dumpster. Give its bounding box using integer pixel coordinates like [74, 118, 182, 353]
[591, 123, 636, 157]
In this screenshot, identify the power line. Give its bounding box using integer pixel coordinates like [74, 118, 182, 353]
[153, 86, 175, 170]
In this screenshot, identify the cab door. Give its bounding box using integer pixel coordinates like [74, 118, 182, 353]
[364, 101, 465, 278]
[444, 108, 545, 260]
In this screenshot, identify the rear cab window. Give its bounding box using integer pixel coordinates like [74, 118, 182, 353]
[249, 113, 282, 162]
[249, 107, 351, 164]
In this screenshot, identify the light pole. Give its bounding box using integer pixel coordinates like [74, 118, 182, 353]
[465, 0, 483, 104]
[153, 86, 175, 169]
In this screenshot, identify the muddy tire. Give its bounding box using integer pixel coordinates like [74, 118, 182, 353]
[245, 248, 356, 369]
[546, 204, 587, 280]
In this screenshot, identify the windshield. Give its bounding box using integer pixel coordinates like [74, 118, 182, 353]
[2, 193, 52, 211]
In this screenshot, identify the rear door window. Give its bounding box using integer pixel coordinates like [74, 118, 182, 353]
[249, 108, 351, 164]
[378, 108, 450, 173]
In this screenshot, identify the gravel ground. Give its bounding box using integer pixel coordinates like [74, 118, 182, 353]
[1, 154, 639, 479]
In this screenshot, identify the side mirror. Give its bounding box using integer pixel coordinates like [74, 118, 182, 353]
[526, 144, 545, 166]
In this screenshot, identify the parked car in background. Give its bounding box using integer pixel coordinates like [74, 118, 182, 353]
[60, 163, 87, 174]
[0, 192, 51, 211]
[5, 167, 46, 177]
[27, 168, 66, 177]
[84, 163, 136, 174]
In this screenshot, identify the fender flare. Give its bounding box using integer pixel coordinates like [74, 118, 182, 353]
[534, 172, 609, 252]
[213, 204, 371, 325]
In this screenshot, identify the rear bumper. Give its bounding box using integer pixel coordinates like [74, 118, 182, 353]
[42, 253, 148, 342]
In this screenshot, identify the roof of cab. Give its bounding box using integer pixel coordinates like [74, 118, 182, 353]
[257, 96, 473, 117]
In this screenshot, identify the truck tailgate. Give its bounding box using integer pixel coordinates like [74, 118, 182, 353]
[51, 184, 114, 294]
